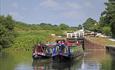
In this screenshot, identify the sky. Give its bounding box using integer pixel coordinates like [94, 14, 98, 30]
[0, 0, 107, 26]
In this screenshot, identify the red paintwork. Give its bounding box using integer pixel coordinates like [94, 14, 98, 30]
[66, 40, 80, 47]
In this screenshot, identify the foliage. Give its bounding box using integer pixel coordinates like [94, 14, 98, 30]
[78, 24, 82, 29]
[111, 22, 115, 37]
[101, 0, 115, 37]
[0, 15, 15, 48]
[0, 15, 77, 50]
[11, 30, 66, 49]
[83, 0, 115, 37]
[11, 31, 45, 49]
[83, 18, 98, 31]
[102, 26, 111, 36]
[14, 22, 75, 31]
[59, 23, 69, 30]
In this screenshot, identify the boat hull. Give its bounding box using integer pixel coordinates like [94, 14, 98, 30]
[32, 53, 51, 59]
[52, 45, 84, 62]
[32, 55, 50, 59]
[52, 54, 72, 62]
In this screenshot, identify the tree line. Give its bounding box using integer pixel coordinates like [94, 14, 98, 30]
[14, 21, 77, 31]
[83, 0, 115, 37]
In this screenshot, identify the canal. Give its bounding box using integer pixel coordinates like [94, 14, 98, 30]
[0, 49, 115, 70]
[0, 38, 115, 70]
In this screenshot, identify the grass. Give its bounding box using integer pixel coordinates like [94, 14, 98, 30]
[4, 30, 66, 51]
[5, 32, 45, 51]
[86, 36, 115, 47]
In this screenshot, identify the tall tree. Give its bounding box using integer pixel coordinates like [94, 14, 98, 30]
[101, 0, 115, 37]
[83, 18, 97, 31]
[0, 15, 15, 48]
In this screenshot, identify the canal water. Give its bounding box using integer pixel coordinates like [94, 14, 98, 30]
[0, 49, 115, 70]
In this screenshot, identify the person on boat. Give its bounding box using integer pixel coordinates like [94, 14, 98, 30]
[60, 40, 66, 48]
[58, 40, 66, 54]
[56, 40, 61, 46]
[36, 43, 42, 53]
[61, 40, 65, 45]
[76, 41, 80, 46]
[36, 42, 46, 53]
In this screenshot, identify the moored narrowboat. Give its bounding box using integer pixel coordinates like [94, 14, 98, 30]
[52, 38, 84, 62]
[32, 43, 51, 59]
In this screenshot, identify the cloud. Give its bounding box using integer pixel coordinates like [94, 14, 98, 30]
[61, 11, 85, 19]
[65, 2, 82, 9]
[39, 0, 58, 8]
[39, 0, 83, 11]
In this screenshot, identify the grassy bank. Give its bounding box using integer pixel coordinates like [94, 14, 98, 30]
[4, 30, 66, 51]
[86, 36, 115, 47]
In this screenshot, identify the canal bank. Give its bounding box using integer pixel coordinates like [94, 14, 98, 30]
[106, 45, 115, 55]
[84, 37, 105, 50]
[84, 36, 115, 56]
[85, 36, 115, 46]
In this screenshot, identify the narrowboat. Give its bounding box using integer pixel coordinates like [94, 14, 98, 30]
[32, 43, 51, 59]
[52, 38, 84, 62]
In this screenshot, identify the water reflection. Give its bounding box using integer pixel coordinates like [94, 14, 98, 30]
[0, 49, 115, 70]
[52, 60, 75, 70]
[109, 53, 115, 70]
[32, 59, 75, 70]
[78, 60, 101, 70]
[32, 59, 51, 70]
[32, 55, 102, 70]
[15, 64, 33, 70]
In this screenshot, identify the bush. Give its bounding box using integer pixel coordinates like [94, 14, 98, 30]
[0, 15, 15, 48]
[102, 26, 111, 36]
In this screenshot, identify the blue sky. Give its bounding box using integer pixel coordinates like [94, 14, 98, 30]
[0, 0, 107, 26]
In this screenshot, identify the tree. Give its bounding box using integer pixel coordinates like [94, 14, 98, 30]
[102, 26, 111, 36]
[83, 18, 98, 31]
[59, 23, 69, 30]
[78, 24, 82, 29]
[101, 0, 115, 37]
[0, 15, 15, 48]
[111, 21, 115, 37]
